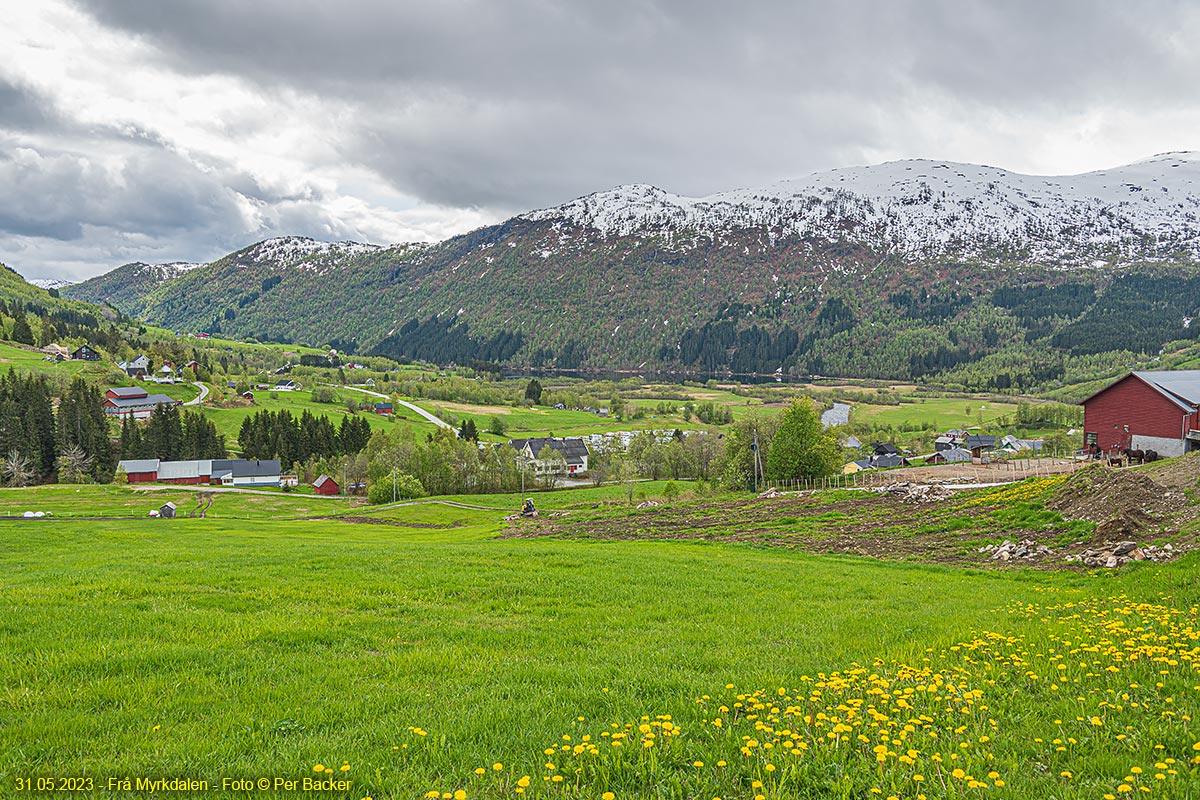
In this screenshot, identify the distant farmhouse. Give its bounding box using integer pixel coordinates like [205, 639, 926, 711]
[71, 344, 101, 361]
[1082, 370, 1200, 457]
[117, 354, 151, 379]
[103, 386, 179, 419]
[117, 458, 282, 487]
[508, 437, 590, 476]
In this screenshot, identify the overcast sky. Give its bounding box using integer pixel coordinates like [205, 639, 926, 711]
[2, 1, 1198, 280]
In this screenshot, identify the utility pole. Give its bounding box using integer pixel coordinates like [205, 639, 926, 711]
[393, 467, 397, 504]
[751, 428, 759, 493]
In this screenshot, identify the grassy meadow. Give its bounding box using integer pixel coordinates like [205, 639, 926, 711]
[2, 491, 1198, 799]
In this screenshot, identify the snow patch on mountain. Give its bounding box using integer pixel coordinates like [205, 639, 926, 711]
[28, 278, 75, 290]
[524, 153, 1200, 265]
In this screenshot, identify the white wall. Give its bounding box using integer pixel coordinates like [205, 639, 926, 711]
[1131, 434, 1185, 457]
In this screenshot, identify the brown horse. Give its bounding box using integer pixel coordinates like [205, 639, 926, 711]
[1122, 447, 1145, 465]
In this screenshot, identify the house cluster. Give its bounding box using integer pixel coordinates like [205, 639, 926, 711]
[116, 458, 282, 487]
[507, 437, 590, 477]
[843, 432, 1045, 473]
[843, 442, 912, 473]
[40, 344, 101, 362]
[103, 386, 180, 419]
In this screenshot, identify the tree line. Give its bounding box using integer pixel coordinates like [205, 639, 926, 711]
[237, 409, 373, 466]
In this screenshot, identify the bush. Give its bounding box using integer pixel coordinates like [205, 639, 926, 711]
[367, 473, 427, 504]
[311, 386, 339, 404]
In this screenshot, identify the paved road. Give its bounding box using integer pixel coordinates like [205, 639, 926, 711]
[341, 385, 454, 430]
[182, 381, 209, 406]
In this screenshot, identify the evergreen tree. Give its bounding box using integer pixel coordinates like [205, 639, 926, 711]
[524, 378, 543, 404]
[10, 311, 34, 345]
[56, 377, 114, 482]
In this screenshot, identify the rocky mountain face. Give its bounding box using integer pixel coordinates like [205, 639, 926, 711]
[63, 154, 1200, 385]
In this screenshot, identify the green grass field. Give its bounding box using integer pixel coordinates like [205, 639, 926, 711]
[0, 341, 114, 383]
[197, 388, 432, 443]
[2, 494, 1198, 799]
[853, 396, 1019, 430]
[0, 484, 359, 519]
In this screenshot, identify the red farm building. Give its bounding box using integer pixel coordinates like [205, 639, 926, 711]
[313, 474, 339, 496]
[1081, 370, 1200, 457]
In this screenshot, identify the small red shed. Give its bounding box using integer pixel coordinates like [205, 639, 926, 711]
[313, 474, 339, 496]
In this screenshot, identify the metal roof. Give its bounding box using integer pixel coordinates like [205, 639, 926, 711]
[211, 459, 281, 478]
[106, 394, 177, 408]
[1133, 370, 1200, 409]
[157, 460, 212, 480]
[118, 459, 160, 473]
[108, 386, 148, 398]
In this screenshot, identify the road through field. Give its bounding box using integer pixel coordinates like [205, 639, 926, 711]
[341, 384, 454, 430]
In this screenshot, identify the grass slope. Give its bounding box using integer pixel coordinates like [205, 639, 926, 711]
[2, 508, 1197, 798]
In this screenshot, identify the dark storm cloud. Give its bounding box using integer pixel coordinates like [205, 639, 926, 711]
[71, 0, 1200, 210]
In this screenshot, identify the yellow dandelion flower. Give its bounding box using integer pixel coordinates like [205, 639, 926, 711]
[314, 765, 325, 773]
[492, 763, 504, 772]
[602, 793, 615, 800]
[454, 792, 466, 800]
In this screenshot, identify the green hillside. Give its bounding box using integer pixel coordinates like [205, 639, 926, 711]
[63, 228, 1200, 393]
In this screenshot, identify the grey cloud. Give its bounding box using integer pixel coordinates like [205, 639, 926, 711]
[69, 0, 1200, 212]
[0, 80, 56, 131]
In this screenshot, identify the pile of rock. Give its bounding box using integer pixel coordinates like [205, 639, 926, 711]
[1064, 541, 1179, 568]
[874, 482, 955, 503]
[636, 499, 661, 509]
[979, 539, 1055, 562]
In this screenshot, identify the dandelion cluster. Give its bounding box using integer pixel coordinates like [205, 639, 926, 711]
[412, 595, 1198, 798]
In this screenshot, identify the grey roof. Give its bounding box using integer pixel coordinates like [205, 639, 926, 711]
[935, 447, 973, 462]
[852, 458, 875, 469]
[108, 386, 147, 398]
[1133, 370, 1200, 409]
[106, 394, 177, 408]
[118, 458, 160, 473]
[965, 434, 996, 449]
[314, 474, 336, 487]
[871, 454, 908, 468]
[211, 459, 281, 478]
[157, 460, 212, 480]
[510, 437, 590, 466]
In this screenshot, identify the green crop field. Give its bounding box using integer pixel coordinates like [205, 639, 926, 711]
[2, 491, 1198, 799]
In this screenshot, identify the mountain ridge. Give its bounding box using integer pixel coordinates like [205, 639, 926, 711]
[61, 153, 1200, 386]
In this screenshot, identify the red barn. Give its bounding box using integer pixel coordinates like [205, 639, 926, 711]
[1081, 371, 1200, 457]
[313, 474, 339, 496]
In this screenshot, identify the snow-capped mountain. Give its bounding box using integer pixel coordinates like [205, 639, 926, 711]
[28, 278, 76, 290]
[61, 153, 1200, 379]
[232, 236, 384, 271]
[524, 152, 1200, 265]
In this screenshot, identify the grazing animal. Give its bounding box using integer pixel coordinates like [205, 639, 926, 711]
[1144, 449, 1160, 463]
[1107, 453, 1125, 467]
[1122, 447, 1146, 465]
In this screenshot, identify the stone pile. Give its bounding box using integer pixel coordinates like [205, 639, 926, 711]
[979, 539, 1055, 562]
[874, 482, 956, 503]
[1064, 541, 1179, 568]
